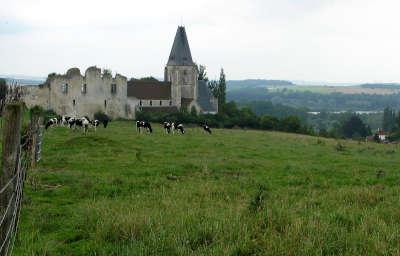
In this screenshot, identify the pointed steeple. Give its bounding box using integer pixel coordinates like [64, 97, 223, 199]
[167, 26, 194, 66]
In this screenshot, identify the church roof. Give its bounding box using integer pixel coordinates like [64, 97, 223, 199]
[127, 80, 171, 100]
[167, 26, 194, 66]
[197, 80, 217, 113]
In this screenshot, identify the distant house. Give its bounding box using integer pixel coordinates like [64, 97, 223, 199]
[377, 129, 388, 142]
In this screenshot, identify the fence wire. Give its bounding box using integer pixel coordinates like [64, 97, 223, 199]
[0, 116, 41, 256]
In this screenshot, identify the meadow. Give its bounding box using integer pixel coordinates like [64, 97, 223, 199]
[12, 121, 400, 255]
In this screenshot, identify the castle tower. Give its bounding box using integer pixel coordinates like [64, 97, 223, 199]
[164, 26, 198, 108]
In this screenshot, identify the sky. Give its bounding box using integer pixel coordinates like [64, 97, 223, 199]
[0, 0, 399, 83]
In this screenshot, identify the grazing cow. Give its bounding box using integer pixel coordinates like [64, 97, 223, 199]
[91, 120, 100, 132]
[163, 122, 172, 134]
[137, 121, 152, 133]
[136, 121, 142, 132]
[45, 118, 57, 130]
[61, 116, 71, 126]
[171, 122, 176, 134]
[82, 117, 90, 134]
[102, 118, 109, 128]
[176, 124, 185, 134]
[68, 117, 76, 129]
[202, 124, 212, 134]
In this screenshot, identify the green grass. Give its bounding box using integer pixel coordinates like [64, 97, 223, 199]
[12, 121, 400, 255]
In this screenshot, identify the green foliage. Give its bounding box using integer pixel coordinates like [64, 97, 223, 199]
[207, 80, 219, 98]
[139, 76, 158, 81]
[29, 105, 44, 118]
[94, 111, 110, 123]
[102, 69, 112, 77]
[136, 101, 311, 135]
[42, 109, 59, 123]
[218, 68, 226, 106]
[382, 107, 396, 132]
[0, 78, 7, 101]
[340, 115, 371, 139]
[197, 64, 208, 82]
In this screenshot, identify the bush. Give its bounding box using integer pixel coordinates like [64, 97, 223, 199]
[94, 111, 110, 123]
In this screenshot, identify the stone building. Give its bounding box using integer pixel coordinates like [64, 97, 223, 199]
[23, 26, 218, 119]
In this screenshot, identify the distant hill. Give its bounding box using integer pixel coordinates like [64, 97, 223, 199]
[359, 83, 400, 89]
[227, 79, 294, 90]
[0, 75, 45, 86]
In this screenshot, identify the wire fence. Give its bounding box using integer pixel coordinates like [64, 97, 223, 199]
[0, 102, 43, 256]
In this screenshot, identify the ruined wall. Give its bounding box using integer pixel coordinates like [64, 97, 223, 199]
[23, 67, 128, 119]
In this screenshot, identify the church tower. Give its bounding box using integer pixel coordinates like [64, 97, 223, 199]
[164, 26, 198, 108]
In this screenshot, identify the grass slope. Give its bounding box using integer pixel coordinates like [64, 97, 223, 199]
[14, 121, 400, 255]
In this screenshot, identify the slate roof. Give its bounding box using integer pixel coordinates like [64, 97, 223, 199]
[139, 106, 178, 113]
[127, 80, 171, 100]
[197, 80, 217, 113]
[167, 26, 194, 66]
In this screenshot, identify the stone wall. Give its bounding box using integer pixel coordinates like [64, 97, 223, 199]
[165, 65, 198, 108]
[23, 67, 128, 119]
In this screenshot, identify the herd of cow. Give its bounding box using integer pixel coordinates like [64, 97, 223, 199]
[45, 116, 212, 134]
[135, 121, 212, 134]
[45, 116, 108, 133]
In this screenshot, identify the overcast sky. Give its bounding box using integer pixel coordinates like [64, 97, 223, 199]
[0, 0, 399, 83]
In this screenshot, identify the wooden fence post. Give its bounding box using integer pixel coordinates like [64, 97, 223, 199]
[0, 103, 22, 253]
[30, 112, 41, 168]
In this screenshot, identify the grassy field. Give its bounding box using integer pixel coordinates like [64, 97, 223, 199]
[12, 121, 400, 255]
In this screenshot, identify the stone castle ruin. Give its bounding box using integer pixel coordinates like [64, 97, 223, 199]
[23, 26, 218, 119]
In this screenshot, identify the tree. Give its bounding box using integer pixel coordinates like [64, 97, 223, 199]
[279, 116, 302, 133]
[218, 68, 226, 106]
[341, 115, 370, 138]
[197, 65, 208, 81]
[102, 69, 112, 77]
[140, 76, 159, 81]
[260, 115, 278, 130]
[0, 78, 7, 102]
[207, 80, 219, 98]
[382, 107, 396, 132]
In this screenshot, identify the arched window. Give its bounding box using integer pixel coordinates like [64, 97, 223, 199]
[150, 100, 152, 106]
[73, 99, 76, 106]
[169, 100, 172, 106]
[62, 83, 68, 94]
[111, 83, 117, 94]
[159, 100, 162, 106]
[81, 84, 87, 94]
[104, 100, 107, 108]
[139, 100, 142, 106]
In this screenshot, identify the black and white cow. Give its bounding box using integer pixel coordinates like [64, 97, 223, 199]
[61, 116, 71, 126]
[201, 124, 212, 134]
[91, 120, 100, 132]
[163, 122, 172, 134]
[176, 123, 185, 134]
[45, 118, 57, 130]
[82, 117, 90, 133]
[68, 117, 76, 129]
[136, 121, 152, 133]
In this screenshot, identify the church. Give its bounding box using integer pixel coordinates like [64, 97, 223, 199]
[23, 26, 218, 119]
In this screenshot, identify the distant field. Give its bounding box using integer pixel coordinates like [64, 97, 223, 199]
[268, 85, 400, 95]
[13, 122, 400, 255]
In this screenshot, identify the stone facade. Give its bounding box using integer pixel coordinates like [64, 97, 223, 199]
[24, 67, 128, 119]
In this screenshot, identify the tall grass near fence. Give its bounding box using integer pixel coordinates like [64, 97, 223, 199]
[12, 121, 400, 255]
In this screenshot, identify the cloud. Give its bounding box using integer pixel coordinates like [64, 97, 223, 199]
[0, 0, 399, 82]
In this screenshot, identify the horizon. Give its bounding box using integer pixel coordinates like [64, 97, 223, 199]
[1, 0, 400, 83]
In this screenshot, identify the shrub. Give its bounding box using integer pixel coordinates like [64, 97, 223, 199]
[94, 111, 110, 123]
